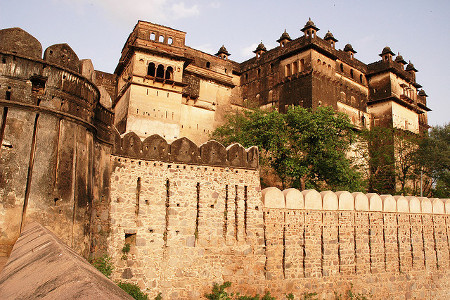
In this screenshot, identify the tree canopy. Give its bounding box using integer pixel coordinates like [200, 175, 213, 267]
[416, 123, 450, 197]
[211, 106, 364, 191]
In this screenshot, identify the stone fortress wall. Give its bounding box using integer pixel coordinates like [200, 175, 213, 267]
[108, 133, 264, 299]
[107, 133, 450, 299]
[0, 28, 113, 259]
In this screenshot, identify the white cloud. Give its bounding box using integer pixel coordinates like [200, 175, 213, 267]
[171, 2, 200, 19]
[209, 1, 221, 8]
[240, 43, 258, 59]
[53, 0, 201, 24]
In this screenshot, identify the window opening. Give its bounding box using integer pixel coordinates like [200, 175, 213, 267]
[167, 37, 173, 45]
[165, 66, 173, 80]
[147, 62, 156, 77]
[206, 61, 211, 68]
[340, 63, 344, 72]
[158, 35, 164, 43]
[156, 64, 165, 78]
[150, 33, 156, 40]
[285, 64, 291, 77]
[293, 61, 298, 73]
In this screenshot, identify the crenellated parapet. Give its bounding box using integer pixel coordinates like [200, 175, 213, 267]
[112, 131, 259, 169]
[262, 187, 449, 214]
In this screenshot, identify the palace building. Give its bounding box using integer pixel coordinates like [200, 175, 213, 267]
[109, 19, 430, 145]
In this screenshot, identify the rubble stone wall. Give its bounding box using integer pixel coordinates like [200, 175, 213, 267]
[107, 136, 450, 299]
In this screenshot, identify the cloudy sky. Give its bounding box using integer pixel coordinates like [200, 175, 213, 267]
[1, 0, 448, 126]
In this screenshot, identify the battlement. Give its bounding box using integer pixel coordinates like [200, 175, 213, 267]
[262, 187, 449, 214]
[112, 132, 259, 169]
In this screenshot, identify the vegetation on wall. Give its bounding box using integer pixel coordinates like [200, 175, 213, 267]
[117, 282, 149, 300]
[212, 106, 365, 191]
[90, 254, 114, 278]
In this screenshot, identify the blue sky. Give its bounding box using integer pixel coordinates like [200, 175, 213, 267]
[1, 0, 448, 126]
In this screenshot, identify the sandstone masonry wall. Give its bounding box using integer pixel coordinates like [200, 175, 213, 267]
[108, 135, 263, 299]
[261, 188, 450, 299]
[107, 135, 450, 299]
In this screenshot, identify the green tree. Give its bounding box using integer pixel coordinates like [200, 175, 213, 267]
[212, 106, 364, 191]
[415, 123, 450, 197]
[359, 127, 422, 195]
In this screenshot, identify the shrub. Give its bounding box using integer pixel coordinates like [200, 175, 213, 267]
[90, 254, 114, 278]
[205, 282, 275, 300]
[117, 281, 148, 300]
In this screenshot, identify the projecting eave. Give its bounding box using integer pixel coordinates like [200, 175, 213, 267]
[367, 96, 430, 114]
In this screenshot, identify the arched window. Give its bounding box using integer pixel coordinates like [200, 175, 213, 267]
[300, 59, 305, 72]
[285, 64, 291, 77]
[206, 61, 211, 68]
[340, 91, 346, 102]
[165, 66, 173, 80]
[340, 63, 344, 72]
[359, 74, 363, 83]
[147, 62, 156, 77]
[150, 33, 156, 40]
[158, 35, 165, 43]
[292, 61, 298, 73]
[156, 64, 165, 78]
[167, 37, 173, 45]
[350, 69, 354, 78]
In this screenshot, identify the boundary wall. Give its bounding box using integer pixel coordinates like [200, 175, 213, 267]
[108, 134, 264, 299]
[261, 188, 450, 299]
[107, 134, 450, 299]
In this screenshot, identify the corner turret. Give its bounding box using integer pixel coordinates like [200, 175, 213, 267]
[344, 44, 357, 59]
[301, 18, 319, 38]
[277, 30, 292, 47]
[380, 46, 395, 62]
[324, 30, 338, 48]
[253, 42, 267, 58]
[215, 45, 230, 60]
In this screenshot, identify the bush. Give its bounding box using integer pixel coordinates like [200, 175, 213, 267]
[117, 281, 148, 300]
[90, 254, 114, 278]
[205, 282, 275, 300]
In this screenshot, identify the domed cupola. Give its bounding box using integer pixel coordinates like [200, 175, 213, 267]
[379, 46, 395, 62]
[277, 30, 292, 47]
[405, 61, 418, 72]
[395, 52, 407, 67]
[324, 30, 338, 48]
[344, 44, 357, 59]
[216, 45, 230, 60]
[253, 42, 267, 58]
[418, 89, 428, 97]
[406, 61, 418, 81]
[301, 18, 319, 38]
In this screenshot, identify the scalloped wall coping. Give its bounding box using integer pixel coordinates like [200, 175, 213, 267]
[261, 188, 449, 214]
[112, 132, 259, 170]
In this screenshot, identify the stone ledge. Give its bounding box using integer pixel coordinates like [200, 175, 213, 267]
[0, 223, 132, 300]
